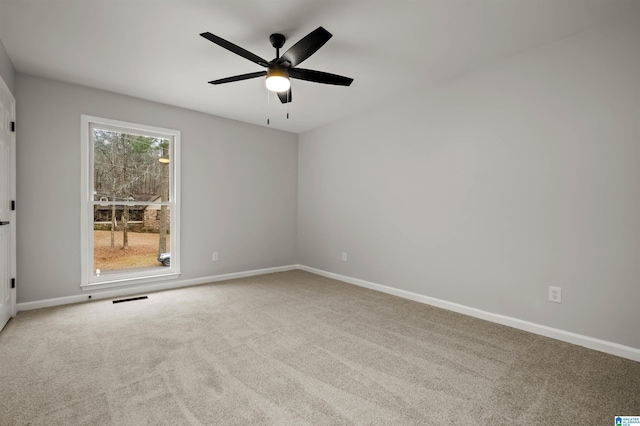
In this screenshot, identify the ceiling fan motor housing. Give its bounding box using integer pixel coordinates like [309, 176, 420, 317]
[267, 65, 288, 79]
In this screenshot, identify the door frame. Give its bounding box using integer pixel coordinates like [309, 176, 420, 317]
[0, 74, 16, 322]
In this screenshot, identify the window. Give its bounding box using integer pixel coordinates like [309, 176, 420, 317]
[81, 115, 180, 289]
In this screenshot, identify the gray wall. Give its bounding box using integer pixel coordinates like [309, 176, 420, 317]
[0, 36, 15, 95]
[298, 14, 640, 349]
[16, 74, 298, 303]
[0, 0, 15, 95]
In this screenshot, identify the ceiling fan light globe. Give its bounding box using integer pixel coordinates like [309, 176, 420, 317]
[265, 76, 290, 92]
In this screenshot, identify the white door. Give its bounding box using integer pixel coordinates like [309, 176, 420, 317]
[0, 76, 16, 332]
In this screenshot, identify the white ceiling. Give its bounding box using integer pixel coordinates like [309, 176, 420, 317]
[0, 0, 634, 134]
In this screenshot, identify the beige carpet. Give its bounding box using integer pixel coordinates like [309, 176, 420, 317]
[0, 270, 638, 425]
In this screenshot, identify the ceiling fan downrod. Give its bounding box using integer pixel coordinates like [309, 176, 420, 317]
[269, 33, 286, 59]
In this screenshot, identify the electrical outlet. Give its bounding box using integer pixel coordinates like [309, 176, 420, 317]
[341, 252, 347, 261]
[212, 252, 219, 261]
[549, 286, 561, 303]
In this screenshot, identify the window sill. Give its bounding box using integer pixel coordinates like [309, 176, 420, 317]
[81, 271, 180, 291]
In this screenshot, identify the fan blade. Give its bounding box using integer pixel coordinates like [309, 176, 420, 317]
[278, 27, 332, 68]
[208, 71, 267, 85]
[200, 32, 270, 67]
[277, 89, 292, 104]
[289, 68, 353, 86]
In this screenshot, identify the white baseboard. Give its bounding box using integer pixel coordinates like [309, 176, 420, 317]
[16, 264, 298, 311]
[298, 265, 640, 363]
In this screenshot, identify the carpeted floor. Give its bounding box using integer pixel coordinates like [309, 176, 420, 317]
[0, 270, 638, 425]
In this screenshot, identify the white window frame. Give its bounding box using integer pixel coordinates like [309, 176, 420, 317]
[80, 115, 180, 290]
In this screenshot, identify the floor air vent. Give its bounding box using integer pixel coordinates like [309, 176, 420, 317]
[113, 296, 148, 304]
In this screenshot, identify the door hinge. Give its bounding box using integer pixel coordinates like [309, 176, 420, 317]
[10, 278, 15, 289]
[11, 121, 15, 132]
[11, 200, 15, 211]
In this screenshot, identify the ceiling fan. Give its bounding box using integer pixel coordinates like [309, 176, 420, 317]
[200, 27, 353, 104]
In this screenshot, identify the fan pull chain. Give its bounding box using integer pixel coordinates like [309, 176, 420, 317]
[267, 89, 271, 125]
